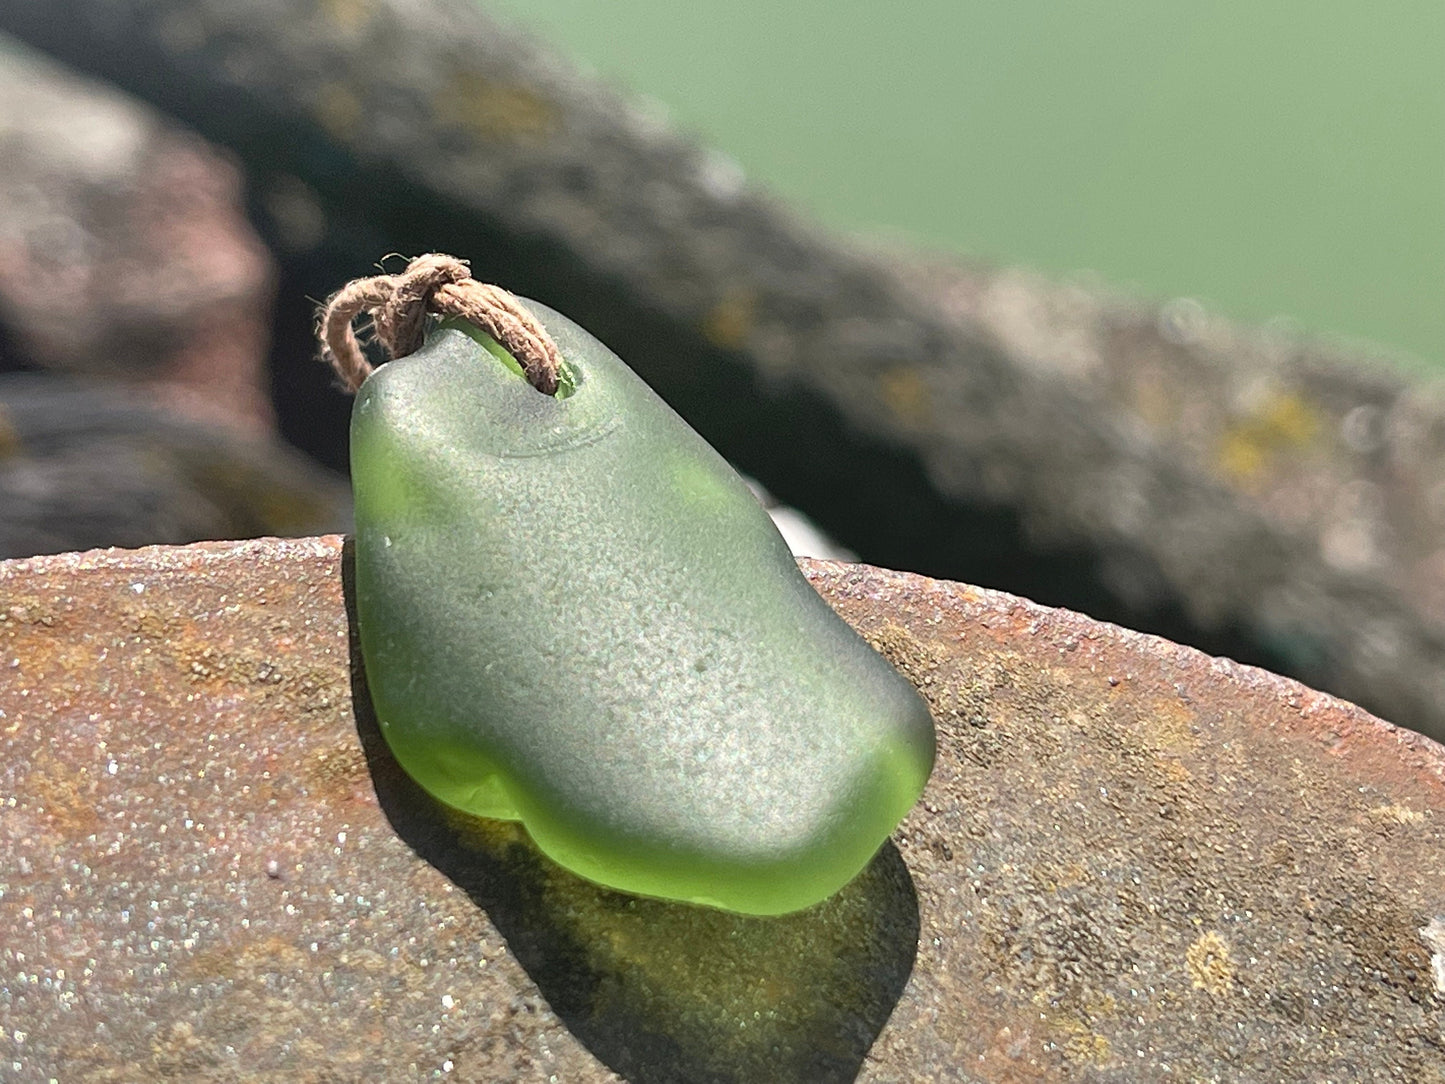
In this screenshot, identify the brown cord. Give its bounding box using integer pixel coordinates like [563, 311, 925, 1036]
[317, 253, 562, 395]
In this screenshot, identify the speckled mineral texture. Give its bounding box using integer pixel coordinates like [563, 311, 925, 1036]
[1, 536, 1442, 1082]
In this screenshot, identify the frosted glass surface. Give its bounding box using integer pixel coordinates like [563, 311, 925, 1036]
[351, 305, 935, 914]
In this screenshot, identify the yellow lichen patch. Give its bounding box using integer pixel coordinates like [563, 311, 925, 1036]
[1141, 696, 1200, 756]
[1366, 803, 1425, 826]
[1035, 999, 1114, 1068]
[1258, 392, 1321, 445]
[0, 404, 21, 458]
[1186, 930, 1234, 996]
[432, 71, 558, 143]
[118, 605, 174, 641]
[190, 935, 310, 983]
[315, 82, 363, 143]
[2, 595, 60, 628]
[864, 623, 943, 684]
[1035, 859, 1091, 892]
[1215, 391, 1323, 490]
[174, 643, 223, 682]
[1217, 430, 1266, 486]
[877, 367, 931, 425]
[701, 288, 757, 350]
[319, 0, 372, 34]
[149, 1019, 206, 1066]
[168, 641, 275, 694]
[303, 744, 371, 799]
[1058, 1017, 1113, 1067]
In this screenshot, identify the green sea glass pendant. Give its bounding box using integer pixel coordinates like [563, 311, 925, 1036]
[350, 302, 935, 915]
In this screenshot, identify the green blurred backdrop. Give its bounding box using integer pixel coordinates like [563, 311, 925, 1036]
[491, 1, 1444, 371]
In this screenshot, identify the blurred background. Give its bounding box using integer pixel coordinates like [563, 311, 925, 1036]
[493, 0, 1444, 374]
[0, 0, 1442, 742]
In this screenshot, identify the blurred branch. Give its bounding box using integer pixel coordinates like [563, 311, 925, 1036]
[1, 0, 1443, 740]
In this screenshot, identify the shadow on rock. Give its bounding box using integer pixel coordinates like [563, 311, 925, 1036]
[342, 538, 920, 1083]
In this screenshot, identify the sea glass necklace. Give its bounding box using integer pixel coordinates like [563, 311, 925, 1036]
[319, 254, 934, 915]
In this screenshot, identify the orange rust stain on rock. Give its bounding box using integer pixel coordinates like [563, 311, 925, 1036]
[1151, 755, 1196, 789]
[16, 748, 104, 836]
[865, 622, 1015, 767]
[2, 602, 108, 696]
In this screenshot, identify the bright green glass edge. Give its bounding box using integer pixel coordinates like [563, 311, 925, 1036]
[436, 315, 578, 398]
[376, 704, 931, 915]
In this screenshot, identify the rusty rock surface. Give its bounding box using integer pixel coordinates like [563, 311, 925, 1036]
[1, 536, 1442, 1082]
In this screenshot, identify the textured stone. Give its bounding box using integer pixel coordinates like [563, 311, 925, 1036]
[0, 375, 351, 559]
[1, 537, 1443, 1081]
[0, 36, 275, 437]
